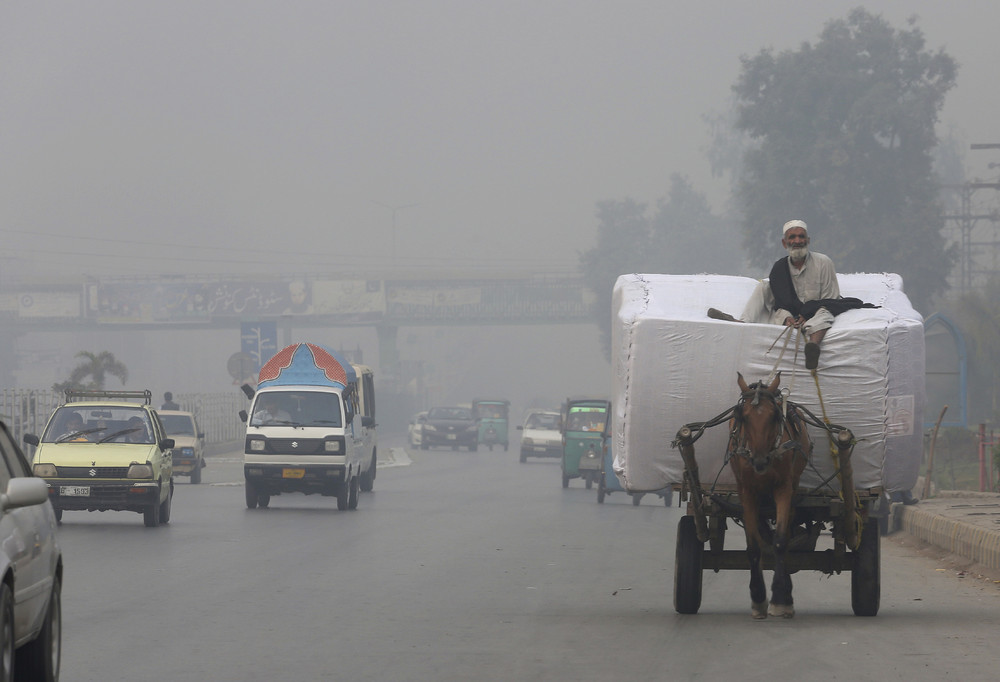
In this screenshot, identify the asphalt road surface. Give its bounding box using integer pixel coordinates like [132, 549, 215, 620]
[56, 435, 1000, 682]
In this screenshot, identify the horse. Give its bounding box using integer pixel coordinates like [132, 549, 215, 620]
[729, 372, 811, 619]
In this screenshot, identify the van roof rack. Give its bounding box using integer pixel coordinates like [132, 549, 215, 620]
[64, 389, 152, 405]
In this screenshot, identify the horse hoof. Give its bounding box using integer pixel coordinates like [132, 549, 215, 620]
[751, 602, 768, 619]
[768, 603, 795, 618]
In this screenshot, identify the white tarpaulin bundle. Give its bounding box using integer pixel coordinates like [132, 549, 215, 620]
[611, 273, 925, 495]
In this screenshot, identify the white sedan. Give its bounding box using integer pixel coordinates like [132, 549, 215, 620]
[517, 411, 563, 463]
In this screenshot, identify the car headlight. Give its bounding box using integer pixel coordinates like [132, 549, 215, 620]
[127, 463, 154, 479]
[324, 440, 342, 453]
[249, 439, 266, 451]
[423, 424, 437, 432]
[34, 463, 57, 478]
[180, 447, 195, 457]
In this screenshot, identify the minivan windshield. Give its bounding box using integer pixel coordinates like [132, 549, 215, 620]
[250, 391, 342, 427]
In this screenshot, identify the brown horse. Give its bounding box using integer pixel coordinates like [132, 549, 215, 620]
[730, 372, 811, 619]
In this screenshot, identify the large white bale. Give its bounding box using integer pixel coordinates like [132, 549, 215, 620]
[612, 273, 924, 495]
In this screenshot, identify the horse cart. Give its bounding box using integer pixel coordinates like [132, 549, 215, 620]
[670, 374, 881, 617]
[610, 273, 925, 619]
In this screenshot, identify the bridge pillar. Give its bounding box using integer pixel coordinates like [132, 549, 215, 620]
[376, 324, 399, 390]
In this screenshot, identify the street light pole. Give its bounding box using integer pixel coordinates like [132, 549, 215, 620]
[373, 200, 418, 266]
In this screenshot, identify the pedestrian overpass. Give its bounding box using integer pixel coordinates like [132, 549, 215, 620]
[0, 273, 595, 384]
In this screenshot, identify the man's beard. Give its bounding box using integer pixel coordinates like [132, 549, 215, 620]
[786, 246, 809, 261]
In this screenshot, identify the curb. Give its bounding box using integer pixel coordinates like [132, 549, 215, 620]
[894, 498, 1000, 572]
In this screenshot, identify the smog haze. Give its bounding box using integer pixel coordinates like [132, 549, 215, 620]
[1, 2, 996, 416]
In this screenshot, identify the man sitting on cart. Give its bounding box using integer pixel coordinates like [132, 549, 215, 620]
[710, 219, 873, 369]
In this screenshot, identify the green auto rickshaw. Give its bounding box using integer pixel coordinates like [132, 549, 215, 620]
[472, 398, 510, 451]
[560, 398, 610, 488]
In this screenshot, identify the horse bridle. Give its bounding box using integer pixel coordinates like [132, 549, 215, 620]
[729, 382, 805, 471]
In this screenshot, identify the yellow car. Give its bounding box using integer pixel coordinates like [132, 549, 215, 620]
[25, 390, 175, 527]
[157, 410, 206, 484]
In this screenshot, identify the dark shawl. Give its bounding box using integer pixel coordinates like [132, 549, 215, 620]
[768, 256, 878, 320]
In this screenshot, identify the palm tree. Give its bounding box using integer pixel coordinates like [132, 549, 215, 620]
[52, 351, 129, 393]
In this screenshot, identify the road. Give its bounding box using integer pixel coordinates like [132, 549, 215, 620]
[57, 435, 1000, 682]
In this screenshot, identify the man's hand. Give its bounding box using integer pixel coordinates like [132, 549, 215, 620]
[784, 316, 804, 328]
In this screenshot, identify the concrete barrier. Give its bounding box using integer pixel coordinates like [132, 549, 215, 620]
[894, 492, 1000, 571]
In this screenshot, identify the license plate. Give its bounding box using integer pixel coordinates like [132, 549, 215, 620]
[60, 486, 90, 497]
[447, 434, 457, 440]
[282, 468, 305, 479]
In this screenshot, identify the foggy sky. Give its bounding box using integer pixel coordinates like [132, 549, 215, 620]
[3, 1, 997, 282]
[2, 2, 998, 410]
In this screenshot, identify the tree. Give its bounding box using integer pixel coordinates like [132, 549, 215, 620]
[580, 175, 742, 356]
[52, 351, 129, 393]
[731, 8, 957, 311]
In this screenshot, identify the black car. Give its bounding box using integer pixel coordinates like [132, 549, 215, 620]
[420, 406, 478, 451]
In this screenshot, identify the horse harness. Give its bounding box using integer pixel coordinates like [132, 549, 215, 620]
[728, 381, 809, 471]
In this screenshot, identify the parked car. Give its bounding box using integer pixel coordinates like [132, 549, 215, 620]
[0, 418, 63, 682]
[517, 410, 562, 462]
[158, 410, 206, 483]
[408, 411, 427, 449]
[25, 389, 175, 527]
[421, 406, 478, 451]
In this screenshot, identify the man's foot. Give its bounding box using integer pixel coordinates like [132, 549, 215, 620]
[707, 308, 739, 322]
[804, 342, 821, 370]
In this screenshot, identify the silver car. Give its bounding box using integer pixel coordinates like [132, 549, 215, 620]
[2, 419, 63, 681]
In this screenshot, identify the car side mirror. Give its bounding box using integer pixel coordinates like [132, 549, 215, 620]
[2, 477, 48, 510]
[240, 383, 255, 400]
[239, 410, 248, 423]
[160, 438, 175, 450]
[23, 434, 39, 447]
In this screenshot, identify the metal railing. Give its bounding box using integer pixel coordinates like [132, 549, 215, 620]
[0, 389, 247, 452]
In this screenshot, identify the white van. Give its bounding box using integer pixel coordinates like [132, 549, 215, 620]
[241, 343, 375, 511]
[351, 364, 378, 491]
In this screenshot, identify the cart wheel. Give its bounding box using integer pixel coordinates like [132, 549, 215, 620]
[674, 515, 704, 614]
[597, 476, 606, 504]
[851, 518, 880, 616]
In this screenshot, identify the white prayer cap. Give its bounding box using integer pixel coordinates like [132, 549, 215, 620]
[783, 219, 807, 235]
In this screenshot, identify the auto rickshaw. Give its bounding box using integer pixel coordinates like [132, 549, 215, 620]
[560, 398, 609, 488]
[472, 399, 510, 451]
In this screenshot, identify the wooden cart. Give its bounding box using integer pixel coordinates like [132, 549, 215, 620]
[670, 405, 882, 617]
